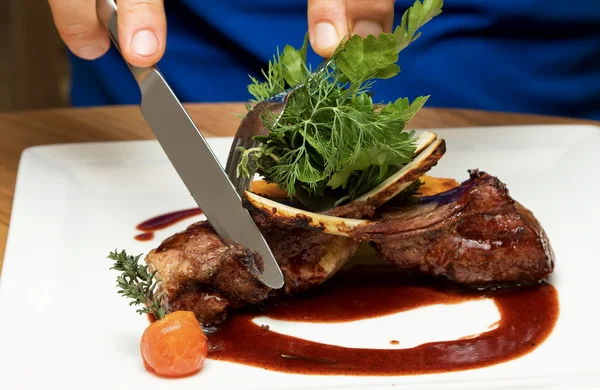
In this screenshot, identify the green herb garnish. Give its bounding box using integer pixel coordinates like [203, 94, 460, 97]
[107, 249, 166, 320]
[238, 0, 443, 211]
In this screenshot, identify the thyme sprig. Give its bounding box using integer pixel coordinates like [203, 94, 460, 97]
[108, 249, 166, 320]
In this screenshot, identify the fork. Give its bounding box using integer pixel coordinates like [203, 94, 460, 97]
[225, 89, 295, 196]
[225, 61, 328, 196]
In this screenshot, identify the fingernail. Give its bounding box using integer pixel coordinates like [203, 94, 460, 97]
[314, 22, 338, 49]
[131, 29, 159, 57]
[353, 19, 383, 38]
[76, 45, 105, 59]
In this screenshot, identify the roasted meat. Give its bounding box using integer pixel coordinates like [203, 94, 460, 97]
[145, 222, 270, 325]
[245, 170, 555, 286]
[145, 219, 359, 326]
[146, 129, 553, 326]
[352, 170, 555, 285]
[147, 171, 555, 325]
[145, 134, 448, 326]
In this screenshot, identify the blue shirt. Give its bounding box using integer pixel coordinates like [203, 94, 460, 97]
[70, 0, 600, 119]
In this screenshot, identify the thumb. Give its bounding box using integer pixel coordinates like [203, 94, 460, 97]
[307, 0, 349, 58]
[346, 0, 395, 38]
[117, 0, 167, 67]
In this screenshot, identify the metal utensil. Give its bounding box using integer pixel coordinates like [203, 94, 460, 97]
[225, 91, 293, 197]
[225, 63, 328, 196]
[96, 0, 284, 289]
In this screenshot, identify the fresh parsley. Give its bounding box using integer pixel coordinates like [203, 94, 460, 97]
[239, 0, 443, 211]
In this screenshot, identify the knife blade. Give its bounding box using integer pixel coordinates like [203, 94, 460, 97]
[96, 0, 284, 289]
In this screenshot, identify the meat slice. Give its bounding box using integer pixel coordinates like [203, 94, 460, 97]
[252, 218, 360, 294]
[145, 222, 271, 325]
[352, 170, 555, 286]
[145, 220, 359, 326]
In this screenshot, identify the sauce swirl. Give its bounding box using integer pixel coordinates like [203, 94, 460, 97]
[207, 266, 559, 375]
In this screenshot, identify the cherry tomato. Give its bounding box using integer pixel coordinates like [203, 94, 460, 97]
[140, 311, 208, 378]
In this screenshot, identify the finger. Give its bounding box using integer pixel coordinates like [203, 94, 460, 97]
[117, 0, 166, 67]
[307, 0, 349, 58]
[48, 0, 110, 60]
[346, 0, 395, 38]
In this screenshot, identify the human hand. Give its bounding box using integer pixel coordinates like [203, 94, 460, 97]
[308, 0, 395, 57]
[48, 0, 166, 67]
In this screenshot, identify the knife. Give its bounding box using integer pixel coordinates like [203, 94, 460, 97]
[96, 0, 284, 289]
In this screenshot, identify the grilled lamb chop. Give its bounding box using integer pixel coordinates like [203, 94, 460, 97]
[145, 222, 271, 325]
[245, 170, 555, 286]
[358, 170, 556, 285]
[145, 220, 358, 326]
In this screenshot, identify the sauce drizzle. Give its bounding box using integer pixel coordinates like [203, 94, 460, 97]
[134, 232, 154, 241]
[207, 266, 559, 376]
[134, 208, 203, 241]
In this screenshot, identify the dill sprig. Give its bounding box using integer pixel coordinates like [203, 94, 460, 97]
[238, 0, 444, 211]
[107, 249, 166, 320]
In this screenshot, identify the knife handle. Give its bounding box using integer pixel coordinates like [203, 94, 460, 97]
[96, 0, 155, 84]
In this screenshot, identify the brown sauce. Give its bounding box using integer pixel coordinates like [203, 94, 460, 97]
[134, 232, 155, 241]
[134, 208, 203, 241]
[133, 208, 559, 376]
[207, 266, 559, 376]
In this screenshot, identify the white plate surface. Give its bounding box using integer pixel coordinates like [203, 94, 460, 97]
[1, 125, 599, 389]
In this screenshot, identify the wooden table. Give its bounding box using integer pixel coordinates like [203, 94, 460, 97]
[0, 104, 598, 274]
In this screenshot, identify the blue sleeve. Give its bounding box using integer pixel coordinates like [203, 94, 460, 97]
[69, 0, 600, 120]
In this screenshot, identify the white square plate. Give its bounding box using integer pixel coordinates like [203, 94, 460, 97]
[1, 125, 599, 389]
